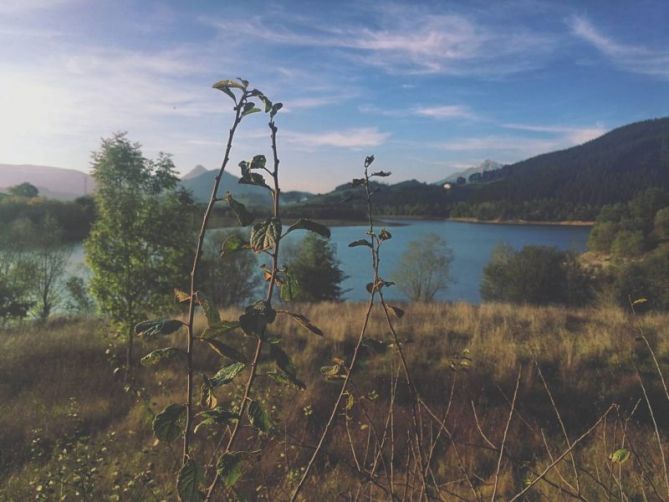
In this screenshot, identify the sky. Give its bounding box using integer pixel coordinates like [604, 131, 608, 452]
[0, 0, 668, 192]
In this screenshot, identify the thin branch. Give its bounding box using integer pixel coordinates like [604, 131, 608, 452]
[491, 367, 521, 501]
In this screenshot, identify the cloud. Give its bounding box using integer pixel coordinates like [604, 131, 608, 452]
[413, 105, 477, 120]
[283, 127, 390, 149]
[0, 0, 74, 14]
[502, 123, 607, 144]
[569, 16, 669, 79]
[205, 7, 557, 77]
[435, 121, 609, 161]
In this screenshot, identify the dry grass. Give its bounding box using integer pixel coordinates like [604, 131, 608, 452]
[1, 302, 668, 500]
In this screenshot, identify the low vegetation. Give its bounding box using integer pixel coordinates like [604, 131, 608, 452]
[1, 302, 668, 499]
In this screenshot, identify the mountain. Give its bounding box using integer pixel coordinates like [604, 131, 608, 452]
[179, 166, 314, 207]
[291, 117, 669, 221]
[0, 164, 93, 199]
[436, 159, 503, 185]
[455, 117, 669, 207]
[182, 164, 208, 180]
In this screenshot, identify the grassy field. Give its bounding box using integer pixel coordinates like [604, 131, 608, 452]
[1, 302, 668, 500]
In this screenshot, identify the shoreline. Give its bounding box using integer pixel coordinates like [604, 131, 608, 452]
[445, 217, 594, 227]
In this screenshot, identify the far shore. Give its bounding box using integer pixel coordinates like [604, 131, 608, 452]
[445, 217, 594, 227]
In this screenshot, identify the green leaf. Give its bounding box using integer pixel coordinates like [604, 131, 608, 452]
[217, 452, 243, 488]
[270, 344, 306, 390]
[196, 292, 220, 328]
[141, 347, 185, 367]
[201, 321, 240, 340]
[248, 400, 271, 432]
[177, 459, 204, 502]
[277, 310, 324, 336]
[610, 448, 631, 464]
[153, 404, 186, 442]
[135, 319, 183, 338]
[349, 239, 373, 248]
[194, 407, 240, 434]
[225, 193, 254, 226]
[250, 218, 282, 252]
[212, 79, 245, 91]
[270, 102, 283, 118]
[285, 218, 331, 238]
[239, 300, 276, 337]
[242, 102, 261, 117]
[371, 170, 391, 177]
[632, 298, 648, 305]
[199, 379, 217, 409]
[239, 160, 270, 189]
[378, 229, 392, 241]
[209, 362, 246, 388]
[205, 339, 248, 363]
[250, 154, 266, 170]
[220, 234, 249, 256]
[366, 279, 394, 293]
[364, 155, 375, 167]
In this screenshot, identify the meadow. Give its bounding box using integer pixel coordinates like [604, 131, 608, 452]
[1, 302, 668, 500]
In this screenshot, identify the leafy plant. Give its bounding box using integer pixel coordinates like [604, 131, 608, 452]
[137, 78, 328, 501]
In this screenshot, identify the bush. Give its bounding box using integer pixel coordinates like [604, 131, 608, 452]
[613, 245, 669, 311]
[481, 244, 592, 306]
[587, 221, 618, 252]
[611, 229, 646, 258]
[391, 233, 453, 301]
[283, 233, 345, 302]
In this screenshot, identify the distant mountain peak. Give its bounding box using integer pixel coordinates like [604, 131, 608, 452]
[436, 159, 503, 185]
[182, 164, 209, 180]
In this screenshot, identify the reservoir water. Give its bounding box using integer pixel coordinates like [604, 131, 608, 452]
[69, 219, 590, 304]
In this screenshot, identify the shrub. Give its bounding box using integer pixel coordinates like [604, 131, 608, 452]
[611, 229, 646, 258]
[391, 232, 453, 301]
[481, 244, 592, 305]
[284, 233, 345, 302]
[613, 245, 669, 310]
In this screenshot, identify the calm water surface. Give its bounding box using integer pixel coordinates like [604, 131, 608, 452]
[70, 220, 590, 305]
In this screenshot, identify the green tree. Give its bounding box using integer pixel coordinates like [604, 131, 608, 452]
[391, 233, 453, 302]
[28, 216, 72, 321]
[85, 133, 193, 372]
[284, 233, 345, 302]
[481, 244, 591, 306]
[0, 219, 37, 324]
[197, 230, 260, 307]
[587, 221, 619, 253]
[8, 182, 39, 198]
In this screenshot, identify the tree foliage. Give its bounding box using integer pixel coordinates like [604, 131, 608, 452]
[391, 232, 453, 302]
[8, 182, 39, 198]
[481, 244, 591, 306]
[283, 233, 345, 302]
[85, 133, 194, 366]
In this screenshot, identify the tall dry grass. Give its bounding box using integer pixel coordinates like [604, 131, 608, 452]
[1, 302, 668, 499]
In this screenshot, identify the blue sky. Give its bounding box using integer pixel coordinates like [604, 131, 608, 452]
[0, 0, 667, 192]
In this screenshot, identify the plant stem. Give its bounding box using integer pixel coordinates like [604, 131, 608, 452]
[183, 95, 246, 464]
[205, 117, 282, 501]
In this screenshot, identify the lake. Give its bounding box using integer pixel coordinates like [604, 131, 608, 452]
[69, 220, 590, 304]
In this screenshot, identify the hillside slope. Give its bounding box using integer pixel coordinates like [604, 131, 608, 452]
[0, 164, 94, 199]
[458, 117, 669, 206]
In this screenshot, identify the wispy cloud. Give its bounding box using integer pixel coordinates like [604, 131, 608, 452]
[360, 103, 478, 120]
[569, 16, 669, 79]
[435, 136, 559, 156]
[502, 123, 607, 144]
[205, 7, 557, 77]
[413, 105, 477, 120]
[0, 0, 75, 14]
[283, 127, 390, 149]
